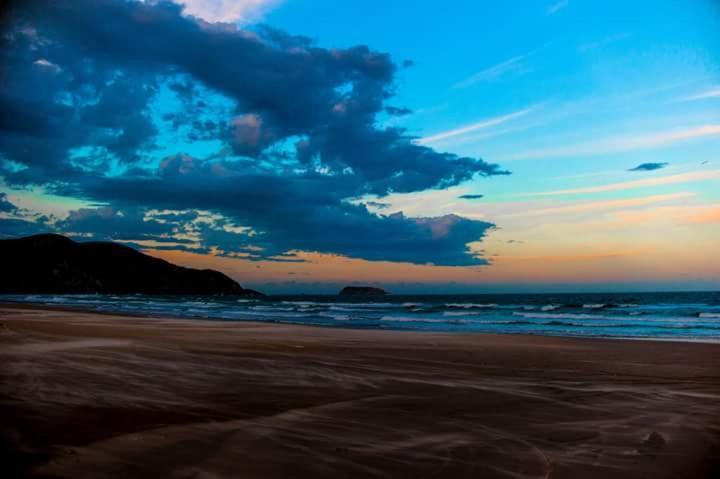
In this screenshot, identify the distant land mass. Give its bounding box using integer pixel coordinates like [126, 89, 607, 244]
[338, 286, 389, 296]
[0, 234, 264, 296]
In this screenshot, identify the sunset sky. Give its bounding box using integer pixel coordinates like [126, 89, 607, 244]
[1, 0, 719, 293]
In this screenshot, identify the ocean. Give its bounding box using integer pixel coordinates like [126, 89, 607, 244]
[3, 291, 720, 341]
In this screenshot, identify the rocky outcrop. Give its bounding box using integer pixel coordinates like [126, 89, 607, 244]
[0, 234, 264, 296]
[338, 286, 388, 296]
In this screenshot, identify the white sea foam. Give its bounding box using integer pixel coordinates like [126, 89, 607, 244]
[380, 316, 459, 323]
[514, 312, 597, 320]
[250, 305, 295, 312]
[541, 304, 561, 311]
[443, 311, 484, 317]
[2, 293, 719, 342]
[318, 313, 350, 321]
[445, 303, 498, 309]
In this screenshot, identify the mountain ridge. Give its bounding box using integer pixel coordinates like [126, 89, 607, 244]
[0, 234, 263, 296]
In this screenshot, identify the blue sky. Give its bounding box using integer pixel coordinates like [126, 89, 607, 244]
[0, 0, 719, 292]
[269, 0, 720, 197]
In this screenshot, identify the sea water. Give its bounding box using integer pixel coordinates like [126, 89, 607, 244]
[3, 291, 720, 341]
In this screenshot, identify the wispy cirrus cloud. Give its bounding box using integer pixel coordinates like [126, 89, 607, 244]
[452, 55, 528, 89]
[608, 204, 720, 226]
[547, 0, 569, 15]
[678, 86, 720, 102]
[505, 124, 720, 160]
[416, 107, 534, 145]
[510, 192, 695, 216]
[526, 170, 720, 196]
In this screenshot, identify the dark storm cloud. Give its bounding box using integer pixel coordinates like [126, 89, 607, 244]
[75, 160, 495, 265]
[458, 194, 484, 200]
[0, 13, 163, 184]
[0, 0, 509, 266]
[628, 162, 669, 172]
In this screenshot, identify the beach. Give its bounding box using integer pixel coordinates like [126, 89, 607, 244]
[2, 304, 720, 478]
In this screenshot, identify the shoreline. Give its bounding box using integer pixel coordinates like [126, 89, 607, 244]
[3, 300, 720, 345]
[2, 304, 720, 478]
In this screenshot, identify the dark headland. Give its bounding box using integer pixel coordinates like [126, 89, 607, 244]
[0, 234, 263, 296]
[338, 286, 389, 296]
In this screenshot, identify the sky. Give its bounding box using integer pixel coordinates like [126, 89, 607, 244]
[0, 0, 718, 293]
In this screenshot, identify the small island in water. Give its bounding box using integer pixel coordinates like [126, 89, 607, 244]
[338, 286, 389, 296]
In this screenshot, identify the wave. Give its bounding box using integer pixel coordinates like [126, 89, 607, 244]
[380, 316, 468, 324]
[582, 303, 625, 310]
[4, 293, 720, 340]
[402, 302, 427, 308]
[250, 305, 296, 312]
[442, 311, 486, 317]
[318, 313, 350, 321]
[444, 303, 498, 309]
[514, 312, 597, 320]
[540, 304, 562, 311]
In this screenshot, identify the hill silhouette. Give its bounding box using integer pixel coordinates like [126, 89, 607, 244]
[0, 234, 263, 296]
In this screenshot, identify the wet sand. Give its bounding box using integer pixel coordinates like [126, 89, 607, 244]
[1, 304, 719, 478]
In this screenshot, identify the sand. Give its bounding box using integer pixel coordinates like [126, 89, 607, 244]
[1, 304, 719, 478]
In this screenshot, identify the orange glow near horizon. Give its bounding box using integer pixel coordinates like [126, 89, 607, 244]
[147, 203, 720, 291]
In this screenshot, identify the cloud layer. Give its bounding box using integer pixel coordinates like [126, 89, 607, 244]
[0, 0, 508, 265]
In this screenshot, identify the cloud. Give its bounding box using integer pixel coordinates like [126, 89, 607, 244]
[59, 207, 178, 242]
[452, 55, 527, 89]
[526, 170, 720, 196]
[416, 107, 533, 145]
[547, 0, 569, 15]
[365, 201, 390, 209]
[605, 204, 720, 228]
[385, 106, 413, 117]
[0, 0, 509, 266]
[0, 218, 51, 238]
[506, 125, 720, 160]
[458, 194, 484, 200]
[174, 0, 278, 23]
[0, 193, 18, 213]
[70, 165, 497, 265]
[33, 58, 62, 73]
[677, 87, 720, 102]
[0, 193, 56, 238]
[628, 162, 669, 172]
[510, 192, 695, 216]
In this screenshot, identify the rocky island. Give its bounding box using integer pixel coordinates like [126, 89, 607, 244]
[338, 286, 389, 296]
[0, 234, 263, 296]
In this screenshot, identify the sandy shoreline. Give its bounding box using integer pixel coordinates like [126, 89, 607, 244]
[2, 304, 720, 478]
